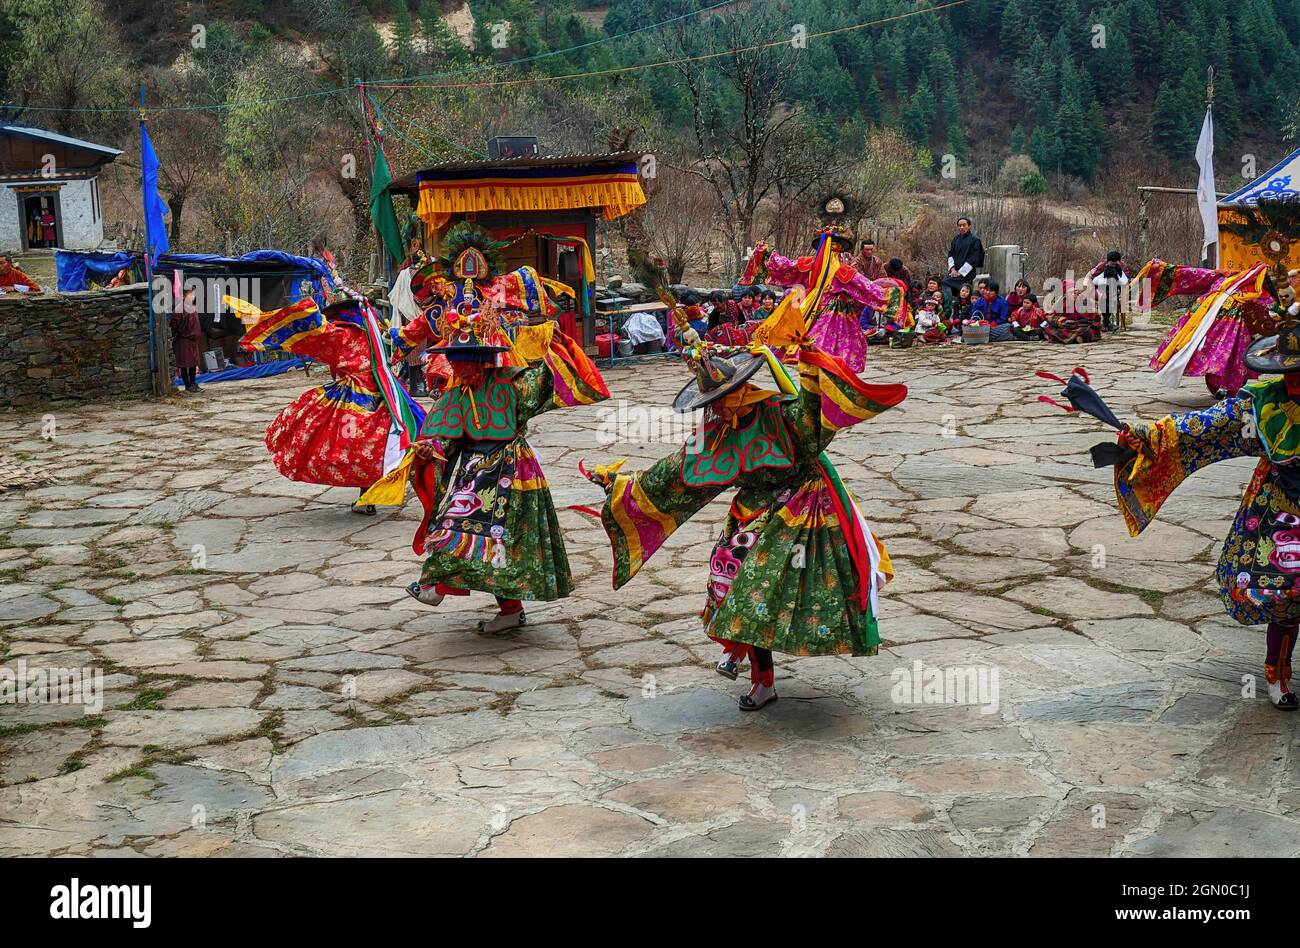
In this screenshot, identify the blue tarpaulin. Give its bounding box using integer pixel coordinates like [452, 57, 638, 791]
[56, 249, 335, 302]
[172, 355, 309, 388]
[55, 251, 135, 292]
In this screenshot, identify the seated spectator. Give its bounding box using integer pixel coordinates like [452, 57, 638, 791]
[1006, 278, 1032, 311]
[105, 268, 133, 289]
[970, 280, 1012, 341]
[736, 287, 760, 321]
[924, 276, 953, 310]
[0, 255, 41, 293]
[949, 282, 974, 331]
[1009, 293, 1047, 340]
[1042, 279, 1102, 344]
[928, 289, 947, 319]
[706, 289, 741, 332]
[673, 290, 708, 347]
[885, 257, 912, 289]
[753, 289, 778, 321]
[623, 308, 666, 354]
[854, 239, 886, 280]
[907, 280, 924, 310]
[915, 297, 949, 344]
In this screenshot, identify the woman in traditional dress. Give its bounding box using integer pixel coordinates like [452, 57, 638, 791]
[1140, 258, 1278, 395]
[240, 296, 424, 515]
[402, 288, 610, 633]
[583, 331, 906, 710]
[1042, 278, 1103, 344]
[1097, 322, 1300, 708]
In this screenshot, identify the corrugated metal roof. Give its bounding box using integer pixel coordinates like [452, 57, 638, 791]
[0, 124, 123, 158]
[388, 150, 642, 191]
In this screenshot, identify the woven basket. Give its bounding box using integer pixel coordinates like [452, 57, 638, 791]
[962, 325, 990, 345]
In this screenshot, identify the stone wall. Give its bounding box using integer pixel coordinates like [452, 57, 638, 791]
[0, 284, 153, 408]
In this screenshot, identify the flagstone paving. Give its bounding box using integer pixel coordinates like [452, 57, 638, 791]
[2, 328, 1298, 857]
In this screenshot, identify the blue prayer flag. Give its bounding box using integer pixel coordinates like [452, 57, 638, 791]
[140, 125, 170, 262]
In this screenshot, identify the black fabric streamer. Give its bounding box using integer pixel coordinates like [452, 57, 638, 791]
[1090, 442, 1137, 469]
[1064, 376, 1124, 430]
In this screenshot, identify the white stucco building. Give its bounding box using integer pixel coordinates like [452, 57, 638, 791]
[0, 125, 121, 253]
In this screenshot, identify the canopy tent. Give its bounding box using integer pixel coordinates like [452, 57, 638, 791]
[56, 249, 334, 304]
[1217, 147, 1300, 272]
[55, 249, 337, 386]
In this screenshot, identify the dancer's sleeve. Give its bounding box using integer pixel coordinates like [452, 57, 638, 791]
[514, 330, 610, 420]
[583, 452, 725, 588]
[1115, 394, 1261, 535]
[763, 251, 814, 289]
[389, 312, 437, 359]
[240, 300, 341, 364]
[782, 349, 908, 452]
[1136, 259, 1229, 308]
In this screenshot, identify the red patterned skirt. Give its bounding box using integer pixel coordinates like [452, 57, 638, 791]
[265, 380, 390, 487]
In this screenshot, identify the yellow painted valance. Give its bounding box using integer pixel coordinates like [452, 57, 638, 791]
[415, 166, 646, 233]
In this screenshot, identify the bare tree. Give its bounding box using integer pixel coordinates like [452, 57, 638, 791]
[658, 5, 842, 279]
[2, 0, 129, 136]
[635, 165, 718, 283]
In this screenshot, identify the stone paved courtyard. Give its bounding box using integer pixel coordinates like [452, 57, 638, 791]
[3, 327, 1300, 857]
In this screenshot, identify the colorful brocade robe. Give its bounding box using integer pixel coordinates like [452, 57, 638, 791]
[592, 350, 907, 657]
[1141, 260, 1277, 392]
[241, 300, 423, 489]
[412, 333, 608, 602]
[1116, 378, 1300, 626]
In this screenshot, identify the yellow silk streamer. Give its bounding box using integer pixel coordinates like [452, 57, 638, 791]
[222, 294, 266, 324]
[1153, 267, 1268, 367]
[357, 452, 415, 507]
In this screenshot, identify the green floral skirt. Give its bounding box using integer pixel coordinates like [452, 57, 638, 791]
[419, 438, 572, 601]
[703, 475, 878, 656]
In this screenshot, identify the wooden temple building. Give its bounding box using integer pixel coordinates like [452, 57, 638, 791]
[386, 146, 646, 345]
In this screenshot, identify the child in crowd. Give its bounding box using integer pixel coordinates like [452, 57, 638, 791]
[925, 276, 952, 311]
[948, 282, 973, 336]
[1009, 292, 1047, 340]
[916, 296, 949, 344]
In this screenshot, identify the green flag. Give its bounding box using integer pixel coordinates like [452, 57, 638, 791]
[368, 148, 404, 267]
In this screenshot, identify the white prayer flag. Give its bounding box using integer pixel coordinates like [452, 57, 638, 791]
[1196, 105, 1219, 262]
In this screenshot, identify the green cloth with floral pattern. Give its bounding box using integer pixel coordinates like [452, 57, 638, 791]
[588, 350, 906, 657]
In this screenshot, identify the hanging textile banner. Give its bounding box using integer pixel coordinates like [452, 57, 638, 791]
[415, 162, 646, 232]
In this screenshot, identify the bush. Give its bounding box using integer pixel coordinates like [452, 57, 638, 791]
[995, 154, 1042, 194]
[1019, 170, 1047, 195]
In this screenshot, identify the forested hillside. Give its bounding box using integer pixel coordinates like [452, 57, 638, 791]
[1, 0, 1296, 277]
